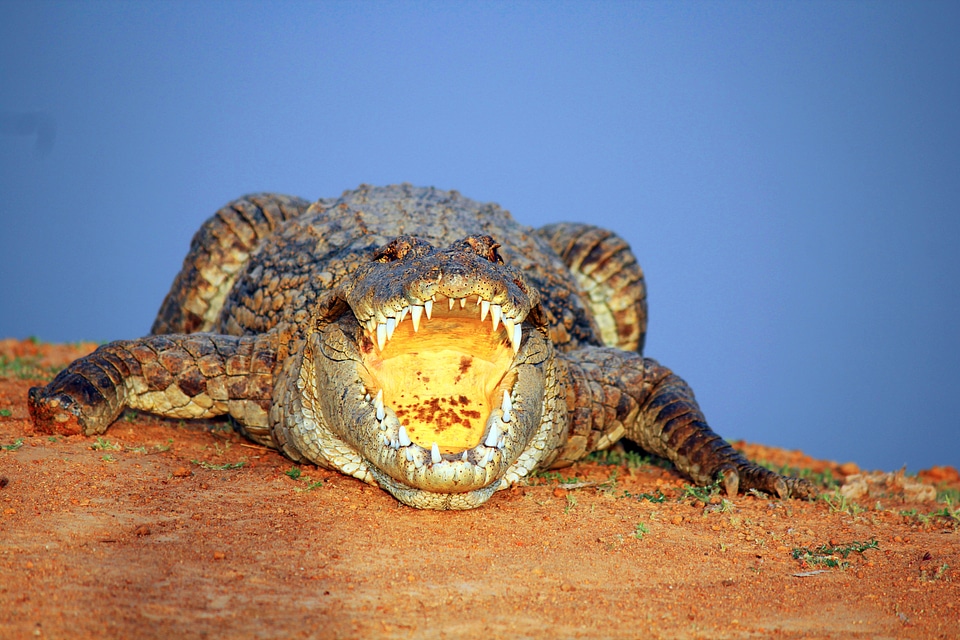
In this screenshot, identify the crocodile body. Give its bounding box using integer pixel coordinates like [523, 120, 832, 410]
[29, 184, 814, 509]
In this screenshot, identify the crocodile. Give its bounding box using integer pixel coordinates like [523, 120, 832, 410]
[28, 184, 815, 509]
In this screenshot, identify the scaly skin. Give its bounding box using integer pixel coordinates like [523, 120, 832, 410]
[29, 184, 816, 509]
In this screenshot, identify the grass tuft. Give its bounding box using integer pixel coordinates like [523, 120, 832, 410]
[584, 448, 658, 469]
[528, 469, 580, 485]
[91, 437, 120, 451]
[900, 497, 960, 526]
[285, 466, 324, 490]
[0, 355, 63, 382]
[792, 538, 879, 570]
[2, 437, 24, 451]
[191, 460, 245, 470]
[621, 488, 667, 503]
[920, 563, 950, 582]
[681, 475, 724, 503]
[820, 488, 865, 515]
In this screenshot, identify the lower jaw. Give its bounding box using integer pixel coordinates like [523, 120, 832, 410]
[368, 466, 502, 510]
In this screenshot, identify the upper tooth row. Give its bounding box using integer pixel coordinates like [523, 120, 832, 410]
[366, 388, 514, 468]
[364, 296, 524, 352]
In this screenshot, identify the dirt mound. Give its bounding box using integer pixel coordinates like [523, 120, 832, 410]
[1, 340, 958, 638]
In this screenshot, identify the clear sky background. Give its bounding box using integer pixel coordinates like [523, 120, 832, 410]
[2, 1, 958, 473]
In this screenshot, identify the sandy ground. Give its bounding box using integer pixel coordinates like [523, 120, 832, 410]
[1, 339, 958, 639]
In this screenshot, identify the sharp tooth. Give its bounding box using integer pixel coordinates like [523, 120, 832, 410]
[374, 390, 385, 422]
[398, 425, 411, 447]
[480, 449, 493, 466]
[459, 297, 466, 309]
[424, 299, 433, 319]
[385, 317, 397, 340]
[484, 422, 501, 447]
[411, 305, 423, 332]
[501, 390, 512, 416]
[511, 323, 522, 354]
[380, 433, 390, 446]
[461, 451, 468, 461]
[448, 297, 455, 310]
[376, 323, 387, 350]
[398, 307, 409, 323]
[491, 304, 501, 331]
[503, 316, 515, 336]
[391, 438, 399, 449]
[480, 299, 490, 321]
[431, 442, 441, 464]
[405, 449, 414, 462]
[364, 393, 371, 402]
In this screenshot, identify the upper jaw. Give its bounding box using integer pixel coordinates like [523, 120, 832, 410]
[361, 292, 527, 354]
[348, 275, 538, 355]
[340, 233, 541, 349]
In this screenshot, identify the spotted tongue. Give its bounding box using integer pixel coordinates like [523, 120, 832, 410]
[383, 350, 512, 453]
[370, 384, 516, 465]
[362, 302, 517, 454]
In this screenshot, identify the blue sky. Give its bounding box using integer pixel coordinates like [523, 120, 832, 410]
[2, 1, 958, 473]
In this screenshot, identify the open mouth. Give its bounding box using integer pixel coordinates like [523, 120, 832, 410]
[298, 235, 560, 508]
[356, 295, 524, 471]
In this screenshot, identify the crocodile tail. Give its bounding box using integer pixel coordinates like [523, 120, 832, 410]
[536, 222, 647, 353]
[151, 194, 312, 335]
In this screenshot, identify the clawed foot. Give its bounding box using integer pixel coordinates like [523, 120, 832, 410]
[28, 370, 116, 436]
[28, 385, 87, 435]
[715, 462, 819, 500]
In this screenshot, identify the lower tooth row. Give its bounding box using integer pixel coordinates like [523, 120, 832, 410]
[368, 393, 511, 468]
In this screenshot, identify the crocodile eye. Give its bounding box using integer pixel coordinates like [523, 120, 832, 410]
[460, 235, 504, 264]
[373, 236, 434, 263]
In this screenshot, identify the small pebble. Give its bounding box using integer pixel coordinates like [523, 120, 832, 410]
[838, 461, 860, 475]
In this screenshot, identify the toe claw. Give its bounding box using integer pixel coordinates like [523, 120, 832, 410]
[774, 477, 788, 499]
[791, 478, 819, 501]
[722, 467, 740, 497]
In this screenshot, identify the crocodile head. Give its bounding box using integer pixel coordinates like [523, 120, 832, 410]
[294, 234, 564, 509]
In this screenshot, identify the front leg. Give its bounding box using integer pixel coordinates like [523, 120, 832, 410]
[28, 333, 278, 447]
[555, 347, 816, 499]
